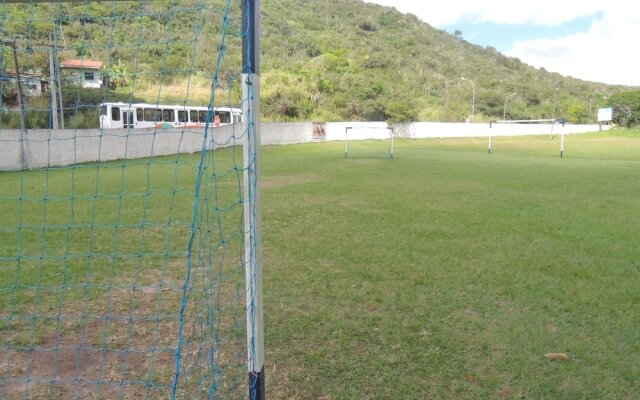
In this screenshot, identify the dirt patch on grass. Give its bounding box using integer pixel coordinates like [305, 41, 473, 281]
[0, 259, 247, 399]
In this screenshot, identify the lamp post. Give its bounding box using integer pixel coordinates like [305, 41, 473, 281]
[460, 77, 475, 121]
[503, 92, 517, 120]
[552, 87, 559, 120]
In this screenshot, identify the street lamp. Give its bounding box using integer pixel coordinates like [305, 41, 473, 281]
[503, 92, 517, 120]
[460, 77, 475, 120]
[552, 87, 559, 120]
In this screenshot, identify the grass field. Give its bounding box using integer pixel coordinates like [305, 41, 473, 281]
[1, 130, 640, 398]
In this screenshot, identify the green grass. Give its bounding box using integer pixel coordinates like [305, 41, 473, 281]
[1, 129, 640, 398]
[260, 130, 640, 399]
[0, 149, 247, 398]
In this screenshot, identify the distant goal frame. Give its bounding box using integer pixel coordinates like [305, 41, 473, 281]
[489, 119, 566, 157]
[344, 126, 395, 159]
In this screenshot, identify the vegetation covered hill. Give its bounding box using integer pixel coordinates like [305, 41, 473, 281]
[260, 0, 631, 122]
[0, 0, 635, 126]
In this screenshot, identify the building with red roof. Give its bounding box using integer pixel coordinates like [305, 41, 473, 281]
[60, 59, 104, 88]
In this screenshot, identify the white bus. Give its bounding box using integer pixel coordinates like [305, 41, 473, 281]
[99, 102, 242, 129]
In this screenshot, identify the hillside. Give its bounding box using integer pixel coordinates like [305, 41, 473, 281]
[260, 0, 629, 122]
[0, 0, 632, 126]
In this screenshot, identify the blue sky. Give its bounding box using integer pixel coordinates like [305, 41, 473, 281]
[442, 13, 602, 53]
[363, 1, 640, 87]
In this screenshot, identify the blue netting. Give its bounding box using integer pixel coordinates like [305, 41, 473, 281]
[0, 1, 252, 398]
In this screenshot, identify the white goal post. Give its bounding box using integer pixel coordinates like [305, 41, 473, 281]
[489, 119, 566, 157]
[344, 126, 395, 159]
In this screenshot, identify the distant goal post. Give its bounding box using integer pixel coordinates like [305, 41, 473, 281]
[489, 119, 566, 157]
[344, 126, 395, 159]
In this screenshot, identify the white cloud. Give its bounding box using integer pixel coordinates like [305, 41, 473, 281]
[364, 0, 640, 86]
[363, 0, 605, 27]
[506, 9, 640, 86]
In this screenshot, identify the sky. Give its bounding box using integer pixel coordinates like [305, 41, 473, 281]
[363, 0, 640, 87]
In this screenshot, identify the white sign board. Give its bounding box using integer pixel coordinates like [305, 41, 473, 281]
[597, 107, 613, 122]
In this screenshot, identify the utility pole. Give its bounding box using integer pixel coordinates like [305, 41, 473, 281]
[503, 92, 517, 120]
[53, 22, 64, 128]
[552, 87, 559, 120]
[0, 46, 4, 112]
[4, 39, 27, 168]
[460, 77, 475, 121]
[7, 40, 26, 132]
[48, 31, 59, 129]
[444, 79, 449, 120]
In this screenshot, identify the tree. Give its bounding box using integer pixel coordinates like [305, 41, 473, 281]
[385, 101, 417, 122]
[565, 101, 588, 123]
[608, 91, 640, 127]
[102, 60, 130, 89]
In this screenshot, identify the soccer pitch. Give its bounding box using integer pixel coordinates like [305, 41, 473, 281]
[261, 132, 640, 399]
[2, 131, 640, 398]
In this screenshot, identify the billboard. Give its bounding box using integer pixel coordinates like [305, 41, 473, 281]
[597, 107, 613, 122]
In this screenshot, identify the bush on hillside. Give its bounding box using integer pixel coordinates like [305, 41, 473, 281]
[608, 91, 640, 127]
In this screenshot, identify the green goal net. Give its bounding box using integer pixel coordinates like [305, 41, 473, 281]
[0, 1, 260, 398]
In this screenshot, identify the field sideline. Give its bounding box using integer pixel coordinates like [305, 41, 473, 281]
[1, 130, 639, 398]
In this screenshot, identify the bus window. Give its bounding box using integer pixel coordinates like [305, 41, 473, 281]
[112, 107, 121, 121]
[163, 109, 174, 122]
[217, 111, 231, 124]
[199, 110, 208, 123]
[136, 108, 143, 121]
[100, 104, 107, 116]
[190, 110, 198, 123]
[178, 110, 187, 122]
[144, 108, 160, 121]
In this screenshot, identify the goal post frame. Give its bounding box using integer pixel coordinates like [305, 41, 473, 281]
[489, 119, 566, 157]
[344, 126, 395, 159]
[242, 1, 265, 399]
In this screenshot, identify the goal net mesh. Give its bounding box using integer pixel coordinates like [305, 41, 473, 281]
[0, 1, 252, 398]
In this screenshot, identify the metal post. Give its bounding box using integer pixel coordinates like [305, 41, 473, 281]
[0, 48, 4, 112]
[344, 127, 349, 158]
[53, 24, 64, 129]
[8, 41, 26, 133]
[503, 92, 517, 120]
[48, 31, 59, 129]
[389, 127, 394, 159]
[5, 39, 27, 169]
[444, 79, 448, 121]
[551, 88, 559, 139]
[242, 1, 264, 399]
[460, 77, 475, 121]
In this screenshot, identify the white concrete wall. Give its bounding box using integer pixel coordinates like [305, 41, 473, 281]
[0, 122, 609, 171]
[1, 124, 240, 170]
[325, 122, 609, 141]
[261, 122, 313, 145]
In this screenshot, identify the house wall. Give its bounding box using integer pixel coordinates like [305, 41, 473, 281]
[64, 67, 103, 88]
